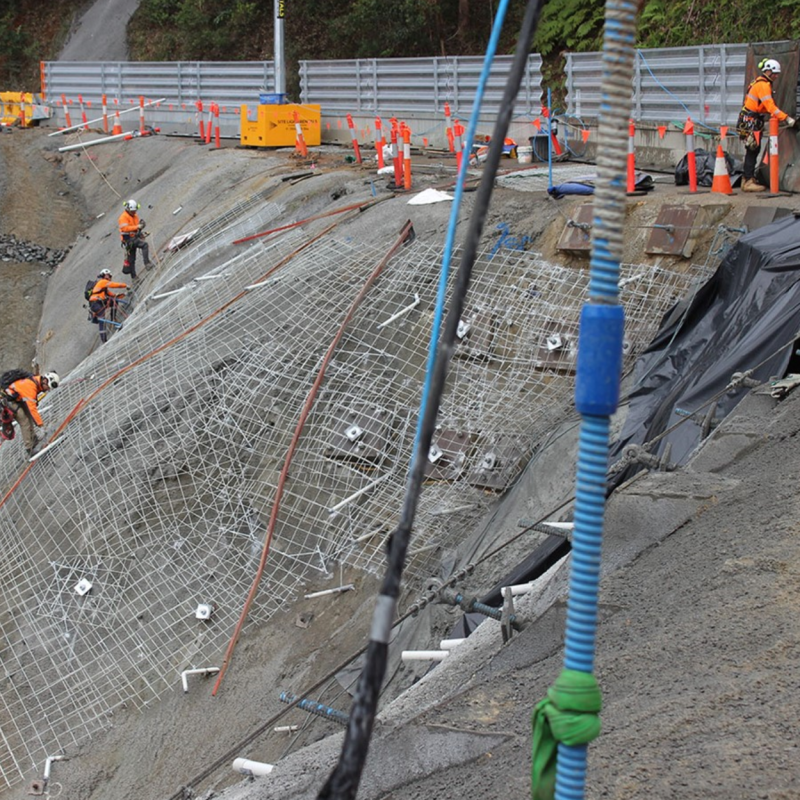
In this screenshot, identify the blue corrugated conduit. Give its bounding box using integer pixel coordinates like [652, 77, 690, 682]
[530, 2, 639, 799]
[318, 2, 548, 798]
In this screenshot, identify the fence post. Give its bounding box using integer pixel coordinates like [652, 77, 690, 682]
[374, 117, 385, 168]
[346, 113, 362, 163]
[402, 124, 412, 190]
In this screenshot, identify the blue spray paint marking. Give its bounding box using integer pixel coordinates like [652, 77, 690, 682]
[489, 222, 530, 260]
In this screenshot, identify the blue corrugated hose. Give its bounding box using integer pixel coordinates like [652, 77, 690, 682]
[556, 1, 639, 798]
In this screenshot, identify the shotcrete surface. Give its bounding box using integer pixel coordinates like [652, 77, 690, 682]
[1, 127, 800, 800]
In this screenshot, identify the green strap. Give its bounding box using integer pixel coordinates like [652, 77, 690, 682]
[531, 669, 602, 800]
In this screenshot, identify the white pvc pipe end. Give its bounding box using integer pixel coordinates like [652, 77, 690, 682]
[401, 650, 449, 662]
[439, 638, 466, 650]
[233, 758, 274, 777]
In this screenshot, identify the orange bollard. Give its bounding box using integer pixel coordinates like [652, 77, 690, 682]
[293, 109, 308, 157]
[102, 93, 108, 133]
[374, 117, 385, 169]
[684, 117, 697, 193]
[346, 113, 362, 164]
[444, 101, 454, 153]
[453, 120, 464, 174]
[626, 119, 636, 193]
[139, 96, 145, 135]
[78, 94, 88, 129]
[402, 125, 412, 190]
[205, 105, 213, 144]
[710, 144, 733, 195]
[214, 103, 221, 148]
[769, 116, 779, 193]
[197, 100, 205, 140]
[19, 96, 26, 127]
[61, 94, 72, 129]
[390, 123, 402, 188]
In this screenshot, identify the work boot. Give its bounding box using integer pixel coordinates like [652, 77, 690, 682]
[742, 177, 766, 192]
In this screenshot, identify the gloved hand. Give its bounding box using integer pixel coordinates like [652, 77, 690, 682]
[787, 116, 797, 128]
[138, 219, 146, 230]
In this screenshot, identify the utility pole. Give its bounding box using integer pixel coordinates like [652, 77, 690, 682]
[275, 0, 286, 95]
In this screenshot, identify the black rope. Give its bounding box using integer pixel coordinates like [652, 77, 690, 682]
[317, 2, 547, 797]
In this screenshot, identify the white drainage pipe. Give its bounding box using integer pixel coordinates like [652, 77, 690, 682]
[233, 758, 274, 777]
[439, 638, 466, 650]
[273, 725, 299, 733]
[181, 667, 220, 693]
[304, 584, 354, 599]
[501, 583, 534, 598]
[401, 650, 449, 662]
[43, 755, 66, 784]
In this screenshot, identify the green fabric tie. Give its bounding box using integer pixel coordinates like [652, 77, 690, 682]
[530, 668, 602, 800]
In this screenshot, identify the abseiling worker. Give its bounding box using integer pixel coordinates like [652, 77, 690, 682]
[737, 57, 798, 192]
[3, 372, 60, 457]
[88, 269, 128, 321]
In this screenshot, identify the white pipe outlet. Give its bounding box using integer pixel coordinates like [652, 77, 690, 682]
[401, 650, 449, 662]
[233, 758, 274, 777]
[273, 725, 299, 733]
[304, 584, 354, 599]
[501, 583, 534, 598]
[181, 667, 220, 693]
[439, 638, 466, 650]
[43, 755, 66, 783]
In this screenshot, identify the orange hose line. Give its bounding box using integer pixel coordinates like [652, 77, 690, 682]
[212, 219, 415, 695]
[0, 217, 348, 513]
[231, 198, 383, 245]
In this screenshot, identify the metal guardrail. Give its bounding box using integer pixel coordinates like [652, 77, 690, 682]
[565, 44, 749, 125]
[41, 44, 784, 147]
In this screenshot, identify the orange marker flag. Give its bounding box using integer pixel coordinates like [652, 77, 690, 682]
[532, 118, 542, 131]
[657, 125, 667, 139]
[719, 125, 728, 139]
[581, 129, 590, 143]
[684, 118, 694, 134]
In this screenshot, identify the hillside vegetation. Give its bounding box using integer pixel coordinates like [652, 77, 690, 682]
[1, 0, 799, 93]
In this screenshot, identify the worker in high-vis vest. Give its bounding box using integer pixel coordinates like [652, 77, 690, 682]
[118, 198, 152, 278]
[3, 372, 60, 456]
[737, 57, 797, 192]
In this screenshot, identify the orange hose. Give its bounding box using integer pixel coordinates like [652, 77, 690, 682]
[212, 219, 415, 695]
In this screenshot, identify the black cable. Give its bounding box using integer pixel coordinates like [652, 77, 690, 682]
[316, 2, 547, 797]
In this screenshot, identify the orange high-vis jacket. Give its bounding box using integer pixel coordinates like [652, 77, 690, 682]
[743, 75, 789, 121]
[89, 278, 127, 302]
[118, 209, 140, 239]
[4, 376, 46, 426]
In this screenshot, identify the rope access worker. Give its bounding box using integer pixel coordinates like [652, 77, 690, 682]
[118, 198, 152, 278]
[89, 268, 127, 317]
[737, 57, 798, 192]
[3, 372, 60, 457]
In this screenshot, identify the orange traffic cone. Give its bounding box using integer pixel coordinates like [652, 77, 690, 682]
[711, 144, 733, 194]
[112, 110, 122, 135]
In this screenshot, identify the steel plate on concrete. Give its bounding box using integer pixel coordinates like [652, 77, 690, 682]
[425, 429, 474, 481]
[533, 322, 579, 373]
[455, 312, 496, 361]
[467, 438, 526, 491]
[742, 205, 792, 231]
[324, 404, 394, 464]
[556, 204, 593, 254]
[645, 205, 700, 256]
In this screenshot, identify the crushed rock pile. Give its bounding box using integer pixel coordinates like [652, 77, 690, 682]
[0, 233, 67, 266]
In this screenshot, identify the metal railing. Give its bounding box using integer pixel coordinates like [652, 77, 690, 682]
[565, 44, 749, 125]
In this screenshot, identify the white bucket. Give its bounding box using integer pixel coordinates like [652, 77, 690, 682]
[517, 145, 532, 164]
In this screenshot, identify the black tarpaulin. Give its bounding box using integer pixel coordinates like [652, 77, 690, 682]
[610, 213, 800, 479]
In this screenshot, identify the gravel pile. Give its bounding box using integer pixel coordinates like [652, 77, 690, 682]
[0, 233, 66, 266]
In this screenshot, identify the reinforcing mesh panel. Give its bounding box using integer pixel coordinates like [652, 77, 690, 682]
[0, 199, 708, 787]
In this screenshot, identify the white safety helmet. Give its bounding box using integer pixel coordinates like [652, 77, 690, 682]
[761, 58, 781, 74]
[124, 199, 140, 213]
[99, 268, 112, 278]
[43, 372, 60, 389]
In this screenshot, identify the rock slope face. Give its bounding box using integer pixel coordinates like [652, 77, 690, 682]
[0, 128, 798, 800]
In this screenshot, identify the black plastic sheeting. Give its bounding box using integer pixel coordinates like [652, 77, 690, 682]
[609, 212, 800, 486]
[674, 148, 743, 187]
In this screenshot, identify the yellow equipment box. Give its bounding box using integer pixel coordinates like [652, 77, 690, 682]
[240, 103, 321, 147]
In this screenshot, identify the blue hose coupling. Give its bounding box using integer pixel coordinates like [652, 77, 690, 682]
[574, 304, 624, 416]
